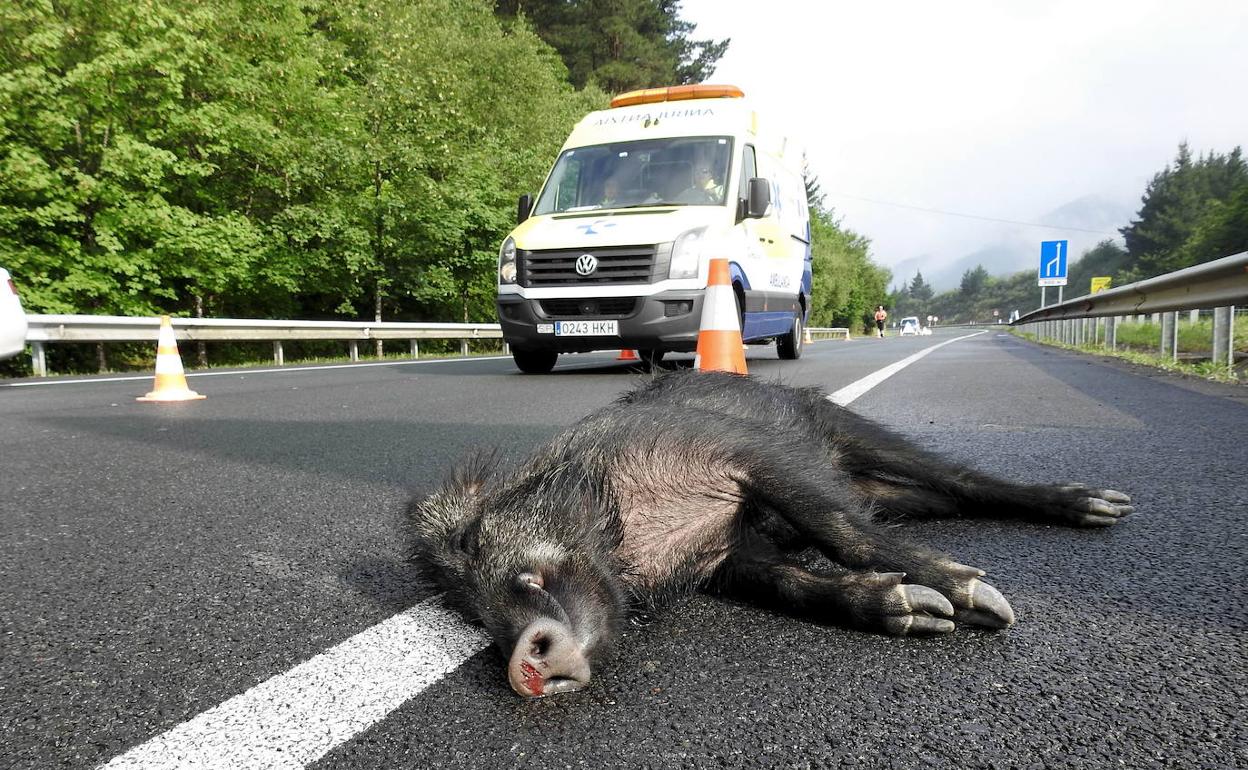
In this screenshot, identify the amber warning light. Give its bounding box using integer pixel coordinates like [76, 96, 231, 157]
[610, 84, 745, 109]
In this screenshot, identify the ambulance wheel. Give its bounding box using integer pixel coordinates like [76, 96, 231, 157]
[778, 313, 803, 360]
[513, 349, 557, 373]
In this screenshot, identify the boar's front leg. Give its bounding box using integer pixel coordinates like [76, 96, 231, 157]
[710, 528, 956, 636]
[740, 457, 1016, 630]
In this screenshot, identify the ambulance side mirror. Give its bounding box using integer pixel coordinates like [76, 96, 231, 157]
[745, 178, 771, 218]
[517, 194, 533, 224]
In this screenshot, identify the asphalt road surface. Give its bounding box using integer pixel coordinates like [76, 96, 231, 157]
[2, 329, 1245, 769]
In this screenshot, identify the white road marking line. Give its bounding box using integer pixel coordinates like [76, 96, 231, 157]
[828, 331, 987, 406]
[98, 597, 488, 770]
[3, 356, 514, 387]
[97, 332, 987, 768]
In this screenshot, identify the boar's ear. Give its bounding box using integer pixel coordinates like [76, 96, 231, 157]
[406, 449, 500, 548]
[448, 448, 501, 498]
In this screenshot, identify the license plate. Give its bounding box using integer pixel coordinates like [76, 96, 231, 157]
[554, 320, 619, 336]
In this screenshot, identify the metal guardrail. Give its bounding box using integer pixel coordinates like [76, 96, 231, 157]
[1011, 251, 1248, 323]
[806, 326, 851, 340]
[21, 314, 862, 377]
[1010, 251, 1246, 374]
[24, 315, 503, 377]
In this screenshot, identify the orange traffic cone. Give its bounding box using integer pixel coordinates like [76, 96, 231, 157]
[617, 349, 639, 361]
[137, 315, 206, 402]
[694, 258, 747, 374]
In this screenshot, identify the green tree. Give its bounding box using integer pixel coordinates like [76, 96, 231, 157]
[322, 0, 604, 323]
[909, 270, 934, 301]
[493, 0, 728, 92]
[959, 265, 989, 297]
[1121, 143, 1247, 275]
[0, 0, 344, 317]
[806, 201, 887, 333]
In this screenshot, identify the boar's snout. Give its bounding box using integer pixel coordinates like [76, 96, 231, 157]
[507, 618, 591, 698]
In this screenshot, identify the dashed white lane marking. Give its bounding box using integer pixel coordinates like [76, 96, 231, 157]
[828, 331, 987, 405]
[97, 331, 987, 768]
[99, 597, 488, 769]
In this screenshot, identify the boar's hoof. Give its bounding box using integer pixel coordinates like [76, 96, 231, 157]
[881, 583, 956, 636]
[1058, 485, 1135, 526]
[953, 579, 1015, 629]
[508, 618, 591, 698]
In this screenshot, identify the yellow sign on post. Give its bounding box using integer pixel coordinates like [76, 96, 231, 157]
[1091, 276, 1112, 294]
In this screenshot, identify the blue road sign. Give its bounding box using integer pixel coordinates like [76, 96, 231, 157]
[1038, 240, 1069, 286]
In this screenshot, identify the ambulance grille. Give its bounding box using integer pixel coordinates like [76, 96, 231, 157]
[520, 245, 658, 286]
[538, 298, 639, 318]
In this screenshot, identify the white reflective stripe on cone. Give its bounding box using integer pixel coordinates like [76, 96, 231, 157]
[700, 286, 739, 331]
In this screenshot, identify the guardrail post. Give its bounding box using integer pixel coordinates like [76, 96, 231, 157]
[460, 339, 469, 356]
[1160, 312, 1177, 361]
[30, 341, 47, 377]
[349, 341, 359, 362]
[410, 339, 419, 359]
[1213, 306, 1232, 375]
[273, 341, 284, 366]
[1190, 309, 1200, 323]
[1105, 316, 1117, 350]
[503, 342, 510, 355]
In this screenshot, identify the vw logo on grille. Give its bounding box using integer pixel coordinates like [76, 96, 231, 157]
[575, 253, 598, 276]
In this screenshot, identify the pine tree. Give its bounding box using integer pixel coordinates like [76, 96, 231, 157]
[493, 0, 728, 92]
[909, 271, 934, 301]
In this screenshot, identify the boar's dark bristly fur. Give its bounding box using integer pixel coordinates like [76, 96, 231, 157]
[407, 370, 1133, 698]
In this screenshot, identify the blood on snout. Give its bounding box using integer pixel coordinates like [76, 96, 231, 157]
[519, 661, 544, 696]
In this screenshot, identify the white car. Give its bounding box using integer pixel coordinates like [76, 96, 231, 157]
[1, 267, 29, 360]
[899, 316, 921, 336]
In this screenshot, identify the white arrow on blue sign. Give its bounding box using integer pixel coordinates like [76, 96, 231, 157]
[1038, 240, 1069, 286]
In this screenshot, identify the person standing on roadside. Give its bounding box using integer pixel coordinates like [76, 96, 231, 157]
[874, 305, 888, 338]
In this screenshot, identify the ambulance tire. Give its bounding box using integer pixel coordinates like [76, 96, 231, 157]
[513, 349, 558, 374]
[777, 312, 803, 360]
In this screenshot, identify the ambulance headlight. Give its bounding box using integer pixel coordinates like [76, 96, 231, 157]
[668, 227, 708, 279]
[499, 237, 517, 284]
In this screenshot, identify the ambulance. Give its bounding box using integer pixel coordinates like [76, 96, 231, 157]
[496, 84, 812, 373]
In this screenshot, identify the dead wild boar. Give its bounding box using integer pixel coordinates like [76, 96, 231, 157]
[407, 370, 1132, 698]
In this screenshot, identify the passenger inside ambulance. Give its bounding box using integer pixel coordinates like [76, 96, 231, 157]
[674, 161, 726, 204]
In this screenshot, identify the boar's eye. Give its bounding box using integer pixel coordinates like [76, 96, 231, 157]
[454, 517, 482, 557]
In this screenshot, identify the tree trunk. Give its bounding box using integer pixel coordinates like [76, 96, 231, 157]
[195, 295, 208, 367]
[374, 283, 384, 358]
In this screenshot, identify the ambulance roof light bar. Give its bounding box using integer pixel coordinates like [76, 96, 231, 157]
[609, 84, 745, 109]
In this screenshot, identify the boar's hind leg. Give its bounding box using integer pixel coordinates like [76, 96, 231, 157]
[795, 391, 1133, 527]
[743, 464, 1015, 629]
[710, 529, 955, 636]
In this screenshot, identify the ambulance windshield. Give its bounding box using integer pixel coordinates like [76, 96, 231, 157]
[533, 136, 733, 215]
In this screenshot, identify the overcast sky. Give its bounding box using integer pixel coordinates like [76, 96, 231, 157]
[679, 0, 1248, 289]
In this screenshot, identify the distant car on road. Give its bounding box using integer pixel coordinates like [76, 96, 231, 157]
[899, 316, 921, 336]
[1, 267, 29, 360]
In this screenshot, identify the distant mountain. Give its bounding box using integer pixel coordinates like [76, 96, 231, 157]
[1040, 194, 1135, 234]
[887, 194, 1134, 293]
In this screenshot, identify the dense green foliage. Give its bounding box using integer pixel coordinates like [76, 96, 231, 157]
[1, 0, 602, 324]
[891, 143, 1247, 324]
[493, 0, 728, 92]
